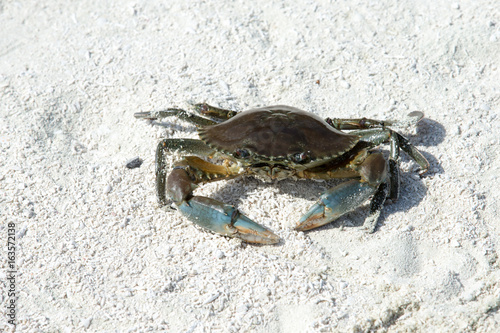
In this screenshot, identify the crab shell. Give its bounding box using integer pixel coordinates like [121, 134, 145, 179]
[198, 105, 361, 169]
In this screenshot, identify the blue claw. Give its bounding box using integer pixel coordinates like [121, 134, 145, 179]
[178, 196, 280, 244]
[295, 180, 377, 231]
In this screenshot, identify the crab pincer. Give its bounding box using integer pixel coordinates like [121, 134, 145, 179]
[167, 161, 280, 244]
[178, 197, 280, 244]
[296, 180, 378, 232]
[296, 151, 390, 233]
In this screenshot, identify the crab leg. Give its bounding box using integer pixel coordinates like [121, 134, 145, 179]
[363, 182, 389, 233]
[295, 179, 378, 231]
[295, 178, 388, 233]
[330, 112, 429, 186]
[352, 128, 428, 199]
[388, 134, 400, 200]
[134, 103, 239, 125]
[177, 196, 280, 244]
[192, 103, 238, 122]
[134, 109, 217, 126]
[155, 139, 216, 206]
[296, 151, 390, 232]
[165, 155, 280, 244]
[355, 130, 428, 172]
[326, 111, 424, 130]
[394, 132, 429, 174]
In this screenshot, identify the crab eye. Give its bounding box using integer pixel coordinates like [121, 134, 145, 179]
[291, 152, 309, 164]
[233, 148, 250, 159]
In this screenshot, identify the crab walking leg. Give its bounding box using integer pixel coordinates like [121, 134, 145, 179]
[295, 180, 378, 231]
[192, 103, 238, 122]
[363, 182, 389, 233]
[388, 134, 400, 201]
[352, 128, 429, 197]
[354, 129, 429, 173]
[167, 157, 280, 244]
[394, 132, 429, 174]
[326, 111, 425, 130]
[134, 109, 217, 126]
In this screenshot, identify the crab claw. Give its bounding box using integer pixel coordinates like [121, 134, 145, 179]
[295, 180, 376, 231]
[178, 196, 280, 244]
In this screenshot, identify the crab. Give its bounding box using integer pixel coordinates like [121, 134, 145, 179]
[134, 103, 429, 244]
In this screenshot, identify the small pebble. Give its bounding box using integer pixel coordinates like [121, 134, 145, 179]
[103, 184, 112, 194]
[451, 125, 461, 136]
[480, 103, 491, 112]
[81, 317, 92, 329]
[236, 303, 249, 314]
[88, 164, 99, 172]
[120, 217, 129, 228]
[339, 80, 351, 89]
[17, 226, 28, 239]
[214, 249, 225, 259]
[203, 292, 221, 304]
[125, 157, 143, 169]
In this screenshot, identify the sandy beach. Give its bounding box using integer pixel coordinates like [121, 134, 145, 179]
[1, 0, 499, 331]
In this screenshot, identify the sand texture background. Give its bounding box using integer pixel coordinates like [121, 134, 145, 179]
[1, 0, 500, 332]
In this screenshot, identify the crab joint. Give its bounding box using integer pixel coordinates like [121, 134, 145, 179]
[166, 167, 196, 204]
[358, 152, 387, 186]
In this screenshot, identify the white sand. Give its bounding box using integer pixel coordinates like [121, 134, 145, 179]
[1, 0, 499, 332]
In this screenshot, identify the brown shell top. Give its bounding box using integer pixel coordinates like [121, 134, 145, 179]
[198, 105, 360, 163]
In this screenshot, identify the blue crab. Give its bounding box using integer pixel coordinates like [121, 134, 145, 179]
[135, 104, 429, 244]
